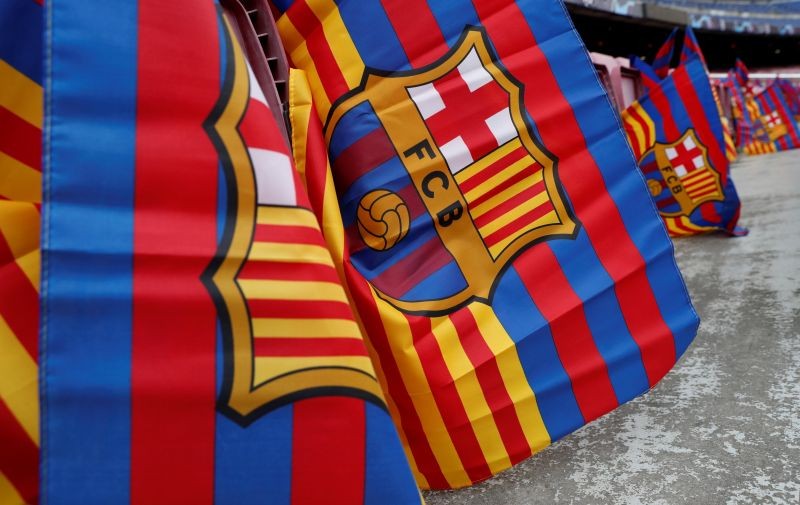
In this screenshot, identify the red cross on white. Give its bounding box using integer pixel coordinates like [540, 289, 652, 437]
[665, 135, 704, 178]
[764, 110, 783, 128]
[407, 48, 516, 174]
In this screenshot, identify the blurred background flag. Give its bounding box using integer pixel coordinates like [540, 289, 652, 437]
[270, 0, 699, 489]
[651, 26, 678, 79]
[41, 1, 420, 504]
[622, 58, 746, 237]
[0, 0, 42, 503]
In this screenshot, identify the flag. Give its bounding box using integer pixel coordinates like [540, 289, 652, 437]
[41, 1, 420, 503]
[679, 26, 707, 69]
[622, 59, 746, 237]
[652, 27, 678, 79]
[0, 0, 42, 503]
[271, 0, 699, 488]
[775, 78, 800, 117]
[750, 82, 800, 152]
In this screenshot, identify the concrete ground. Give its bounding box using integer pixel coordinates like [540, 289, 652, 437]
[424, 150, 800, 504]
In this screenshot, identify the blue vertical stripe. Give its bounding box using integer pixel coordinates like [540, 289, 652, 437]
[364, 403, 421, 505]
[0, 0, 43, 84]
[549, 232, 650, 403]
[42, 1, 137, 502]
[214, 407, 294, 505]
[336, 0, 410, 72]
[494, 268, 583, 440]
[514, 0, 699, 358]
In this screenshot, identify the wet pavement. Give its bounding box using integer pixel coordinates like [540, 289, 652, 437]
[424, 150, 800, 504]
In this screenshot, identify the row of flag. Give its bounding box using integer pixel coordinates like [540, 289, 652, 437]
[625, 26, 747, 237]
[2, 0, 793, 503]
[723, 59, 800, 155]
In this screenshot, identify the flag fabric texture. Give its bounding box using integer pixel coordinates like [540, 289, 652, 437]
[0, 0, 42, 503]
[750, 82, 800, 152]
[651, 27, 678, 79]
[271, 0, 699, 489]
[727, 61, 800, 155]
[41, 1, 420, 504]
[622, 58, 746, 237]
[635, 27, 737, 162]
[775, 78, 800, 117]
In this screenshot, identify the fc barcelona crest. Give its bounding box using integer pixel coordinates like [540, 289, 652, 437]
[204, 18, 383, 426]
[326, 28, 577, 315]
[640, 129, 724, 218]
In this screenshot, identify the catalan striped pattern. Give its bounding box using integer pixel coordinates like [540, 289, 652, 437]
[455, 140, 558, 257]
[240, 206, 374, 377]
[1, 1, 42, 503]
[621, 58, 743, 237]
[622, 102, 656, 159]
[274, 0, 699, 489]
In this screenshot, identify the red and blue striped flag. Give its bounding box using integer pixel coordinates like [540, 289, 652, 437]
[652, 27, 678, 79]
[0, 0, 42, 503]
[622, 59, 746, 236]
[41, 1, 420, 503]
[271, 0, 699, 488]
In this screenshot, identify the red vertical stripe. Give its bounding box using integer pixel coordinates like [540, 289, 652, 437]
[514, 247, 618, 421]
[449, 309, 532, 465]
[473, 0, 677, 385]
[0, 233, 38, 361]
[298, 87, 449, 488]
[768, 86, 800, 146]
[0, 399, 38, 504]
[344, 265, 449, 488]
[291, 397, 365, 504]
[0, 106, 41, 171]
[300, 97, 332, 227]
[286, 1, 350, 104]
[130, 3, 219, 504]
[671, 67, 728, 184]
[406, 314, 491, 482]
[380, 0, 448, 68]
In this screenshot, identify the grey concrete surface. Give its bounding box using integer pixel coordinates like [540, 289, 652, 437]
[424, 150, 800, 504]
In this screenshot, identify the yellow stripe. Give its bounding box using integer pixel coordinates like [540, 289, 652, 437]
[0, 61, 42, 128]
[256, 205, 319, 229]
[13, 250, 40, 293]
[477, 190, 552, 238]
[253, 355, 373, 385]
[430, 315, 511, 474]
[0, 201, 39, 238]
[681, 171, 713, 187]
[455, 139, 521, 185]
[489, 209, 559, 256]
[462, 155, 534, 203]
[374, 296, 470, 488]
[0, 471, 24, 505]
[467, 303, 550, 452]
[252, 317, 361, 338]
[0, 202, 40, 287]
[621, 107, 646, 158]
[469, 168, 543, 220]
[0, 152, 42, 203]
[247, 241, 334, 265]
[0, 315, 39, 445]
[306, 0, 364, 89]
[239, 279, 348, 303]
[277, 17, 332, 119]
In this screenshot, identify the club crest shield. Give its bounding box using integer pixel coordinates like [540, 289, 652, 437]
[204, 19, 383, 426]
[640, 129, 724, 217]
[759, 110, 788, 141]
[325, 28, 577, 315]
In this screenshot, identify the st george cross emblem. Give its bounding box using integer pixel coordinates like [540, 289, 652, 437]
[325, 28, 577, 315]
[644, 129, 724, 217]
